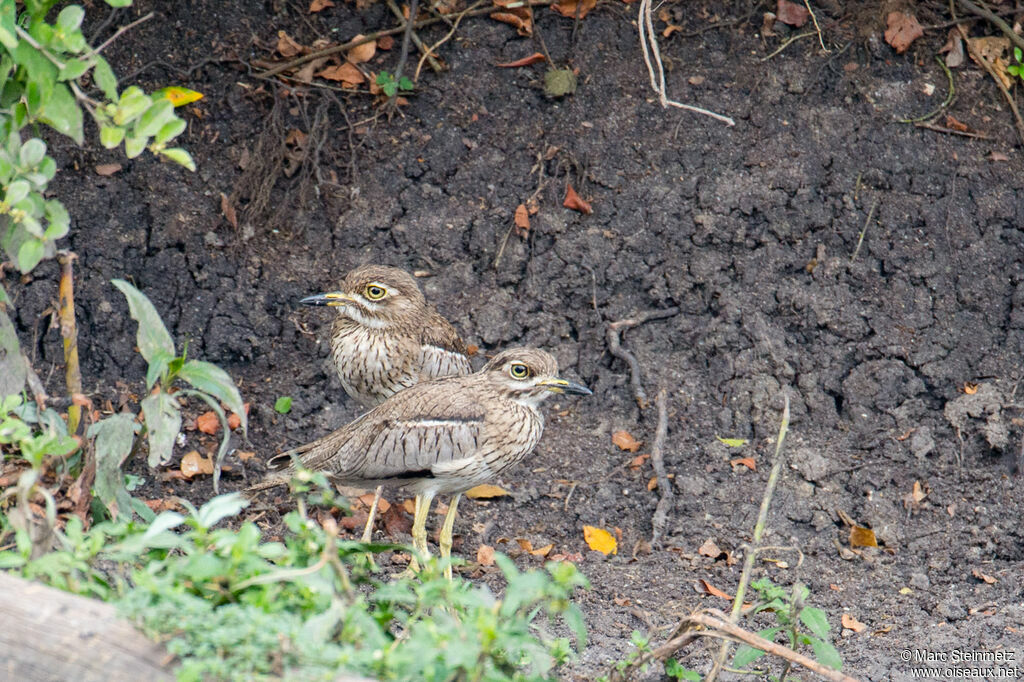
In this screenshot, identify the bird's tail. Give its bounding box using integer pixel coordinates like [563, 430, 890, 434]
[244, 439, 321, 494]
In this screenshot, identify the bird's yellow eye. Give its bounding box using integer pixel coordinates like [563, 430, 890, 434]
[509, 363, 530, 379]
[365, 285, 387, 301]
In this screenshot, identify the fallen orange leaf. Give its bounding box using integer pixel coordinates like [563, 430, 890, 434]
[180, 450, 214, 479]
[646, 476, 658, 491]
[491, 0, 532, 36]
[563, 185, 592, 214]
[583, 525, 617, 555]
[477, 544, 496, 566]
[347, 36, 377, 64]
[95, 163, 122, 176]
[378, 35, 394, 50]
[466, 344, 479, 356]
[963, 381, 978, 394]
[497, 52, 546, 68]
[730, 456, 757, 471]
[611, 430, 643, 452]
[319, 63, 365, 85]
[884, 11, 923, 54]
[196, 411, 219, 435]
[466, 484, 510, 499]
[842, 613, 868, 633]
[776, 0, 808, 27]
[972, 568, 997, 584]
[516, 538, 554, 556]
[227, 412, 242, 430]
[403, 498, 416, 514]
[276, 31, 306, 58]
[309, 0, 334, 11]
[849, 526, 878, 548]
[237, 451, 256, 461]
[551, 0, 596, 19]
[358, 492, 391, 513]
[627, 453, 650, 470]
[696, 579, 733, 599]
[514, 203, 530, 233]
[698, 538, 723, 558]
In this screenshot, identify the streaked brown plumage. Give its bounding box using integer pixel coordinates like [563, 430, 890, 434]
[301, 265, 472, 407]
[250, 347, 591, 577]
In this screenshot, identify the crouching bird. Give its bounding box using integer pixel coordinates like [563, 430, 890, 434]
[300, 264, 473, 408]
[249, 348, 591, 579]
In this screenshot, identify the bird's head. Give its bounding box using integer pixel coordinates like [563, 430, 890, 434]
[482, 348, 592, 408]
[300, 265, 427, 328]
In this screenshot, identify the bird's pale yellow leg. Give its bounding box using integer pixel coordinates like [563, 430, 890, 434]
[407, 491, 435, 574]
[439, 493, 461, 581]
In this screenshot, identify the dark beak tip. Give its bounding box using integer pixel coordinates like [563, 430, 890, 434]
[300, 294, 330, 306]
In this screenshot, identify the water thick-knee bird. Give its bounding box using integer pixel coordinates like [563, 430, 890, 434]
[250, 348, 591, 578]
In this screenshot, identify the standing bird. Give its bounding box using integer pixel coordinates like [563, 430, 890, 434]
[300, 265, 473, 408]
[250, 348, 591, 578]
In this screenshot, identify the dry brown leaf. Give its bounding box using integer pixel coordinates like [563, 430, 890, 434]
[319, 63, 365, 85]
[491, 0, 532, 36]
[196, 411, 220, 435]
[477, 544, 496, 566]
[698, 538, 723, 558]
[309, 0, 334, 11]
[945, 115, 969, 133]
[940, 28, 965, 68]
[515, 538, 554, 556]
[180, 450, 214, 479]
[347, 36, 377, 64]
[963, 381, 979, 394]
[776, 0, 808, 27]
[358, 492, 391, 513]
[551, 0, 596, 19]
[227, 412, 242, 430]
[884, 12, 923, 54]
[646, 476, 658, 491]
[237, 451, 256, 461]
[95, 163, 122, 176]
[402, 498, 416, 514]
[730, 456, 757, 471]
[972, 568, 997, 584]
[849, 526, 878, 548]
[378, 35, 395, 50]
[220, 192, 237, 230]
[842, 613, 868, 633]
[911, 480, 927, 503]
[276, 31, 306, 58]
[549, 551, 583, 563]
[696, 579, 733, 599]
[627, 453, 650, 470]
[611, 430, 643, 452]
[466, 484, 510, 499]
[662, 24, 682, 38]
[563, 185, 592, 214]
[514, 203, 530, 234]
[989, 151, 1009, 162]
[466, 344, 479, 356]
[382, 504, 411, 536]
[497, 52, 546, 68]
[583, 525, 617, 555]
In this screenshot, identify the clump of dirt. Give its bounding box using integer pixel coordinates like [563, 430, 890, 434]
[5, 0, 1024, 678]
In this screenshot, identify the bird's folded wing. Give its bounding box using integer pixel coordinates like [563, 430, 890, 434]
[420, 311, 469, 355]
[418, 344, 473, 379]
[355, 415, 483, 479]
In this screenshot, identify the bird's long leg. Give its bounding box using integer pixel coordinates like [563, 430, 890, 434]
[438, 493, 461, 581]
[360, 485, 383, 543]
[408, 490, 435, 573]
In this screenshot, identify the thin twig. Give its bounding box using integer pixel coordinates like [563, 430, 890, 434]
[760, 31, 815, 61]
[956, 0, 1024, 53]
[899, 56, 955, 124]
[606, 308, 680, 409]
[649, 389, 672, 547]
[85, 11, 155, 60]
[636, 0, 734, 126]
[956, 18, 1024, 145]
[707, 393, 791, 681]
[913, 121, 991, 139]
[849, 198, 877, 263]
[802, 0, 829, 53]
[414, 1, 484, 81]
[386, 0, 443, 75]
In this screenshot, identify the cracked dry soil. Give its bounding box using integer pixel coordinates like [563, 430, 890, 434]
[5, 1, 1024, 679]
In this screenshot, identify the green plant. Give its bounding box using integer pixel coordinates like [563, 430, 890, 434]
[0, 0, 194, 394]
[274, 395, 293, 414]
[1009, 47, 1024, 81]
[85, 280, 247, 520]
[375, 70, 414, 97]
[732, 578, 841, 675]
[1, 486, 589, 681]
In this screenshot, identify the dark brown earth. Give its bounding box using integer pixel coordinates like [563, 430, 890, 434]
[6, 0, 1024, 679]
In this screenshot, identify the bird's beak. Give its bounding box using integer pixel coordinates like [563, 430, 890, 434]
[300, 291, 355, 307]
[539, 377, 593, 396]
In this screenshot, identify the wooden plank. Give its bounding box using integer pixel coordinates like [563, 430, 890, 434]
[0, 572, 173, 681]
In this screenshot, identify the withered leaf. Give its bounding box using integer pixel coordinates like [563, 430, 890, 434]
[842, 613, 868, 633]
[583, 525, 617, 555]
[696, 579, 733, 599]
[95, 163, 122, 176]
[497, 52, 547, 68]
[775, 0, 808, 27]
[319, 63, 365, 85]
[196, 411, 219, 435]
[347, 36, 377, 64]
[477, 544, 496, 566]
[698, 538, 723, 558]
[276, 31, 306, 58]
[466, 484, 510, 498]
[563, 185, 592, 214]
[551, 0, 596, 20]
[514, 203, 530, 233]
[972, 568, 997, 584]
[309, 0, 334, 11]
[180, 450, 214, 479]
[884, 11, 923, 54]
[849, 526, 878, 548]
[220, 192, 238, 230]
[611, 430, 643, 452]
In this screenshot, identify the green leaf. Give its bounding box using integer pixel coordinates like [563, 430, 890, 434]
[274, 396, 292, 414]
[93, 56, 118, 100]
[806, 635, 843, 670]
[159, 147, 195, 171]
[140, 389, 181, 467]
[0, 0, 17, 50]
[178, 360, 246, 431]
[716, 435, 748, 447]
[5, 178, 29, 205]
[145, 348, 173, 389]
[134, 98, 174, 138]
[18, 138, 45, 167]
[123, 135, 146, 158]
[43, 199, 69, 240]
[153, 117, 185, 145]
[56, 5, 85, 32]
[799, 606, 831, 640]
[398, 76, 414, 90]
[562, 603, 587, 650]
[111, 279, 176, 365]
[104, 0, 133, 7]
[0, 307, 27, 395]
[732, 626, 781, 667]
[114, 87, 151, 125]
[16, 237, 44, 273]
[88, 413, 137, 520]
[99, 125, 125, 149]
[195, 492, 248, 529]
[664, 659, 700, 681]
[58, 59, 90, 82]
[38, 83, 83, 143]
